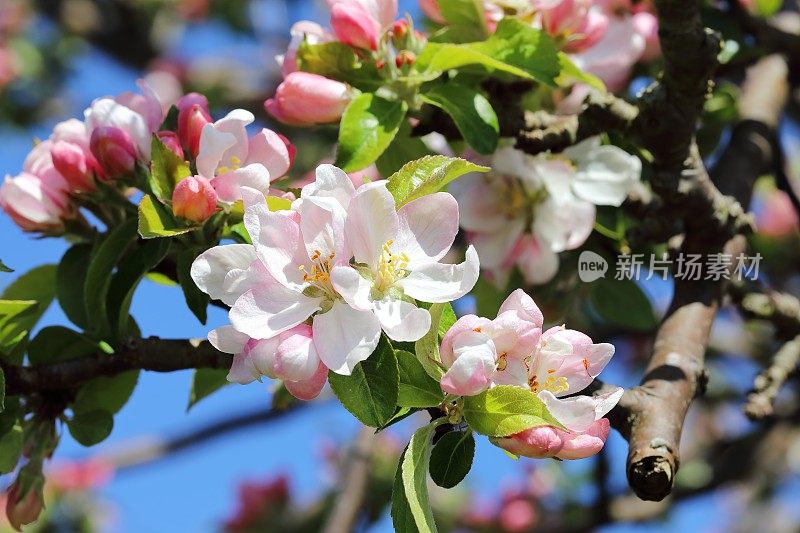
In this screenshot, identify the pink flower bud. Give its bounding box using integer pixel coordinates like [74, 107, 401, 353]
[157, 130, 185, 160]
[50, 140, 99, 192]
[0, 172, 71, 233]
[265, 72, 351, 126]
[493, 418, 610, 460]
[419, 0, 446, 24]
[330, 2, 381, 50]
[5, 476, 44, 531]
[177, 93, 212, 157]
[90, 126, 138, 177]
[631, 11, 660, 61]
[172, 175, 218, 222]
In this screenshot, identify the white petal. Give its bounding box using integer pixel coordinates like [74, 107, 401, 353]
[395, 192, 458, 265]
[227, 351, 260, 384]
[330, 265, 374, 311]
[229, 286, 321, 340]
[208, 325, 250, 354]
[449, 175, 507, 233]
[498, 288, 544, 327]
[538, 387, 624, 432]
[210, 164, 271, 203]
[399, 245, 480, 303]
[299, 195, 349, 261]
[373, 296, 432, 342]
[85, 98, 150, 157]
[469, 219, 526, 269]
[345, 181, 399, 266]
[534, 197, 595, 253]
[302, 164, 356, 210]
[197, 125, 237, 178]
[515, 237, 561, 286]
[312, 301, 381, 375]
[191, 244, 257, 305]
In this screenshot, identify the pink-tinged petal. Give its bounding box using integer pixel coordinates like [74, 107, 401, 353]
[197, 124, 237, 178]
[555, 418, 610, 459]
[330, 265, 374, 311]
[211, 108, 254, 164]
[173, 175, 218, 222]
[493, 426, 565, 458]
[272, 324, 319, 381]
[191, 244, 257, 305]
[498, 288, 545, 328]
[285, 361, 328, 400]
[52, 118, 91, 148]
[313, 301, 381, 375]
[266, 72, 351, 126]
[570, 16, 644, 92]
[299, 195, 349, 261]
[84, 98, 151, 158]
[492, 354, 530, 387]
[301, 164, 356, 210]
[208, 325, 250, 354]
[419, 0, 446, 23]
[548, 329, 614, 393]
[246, 128, 292, 179]
[440, 315, 493, 367]
[228, 351, 260, 384]
[631, 11, 660, 61]
[469, 219, 527, 269]
[241, 187, 306, 287]
[538, 387, 623, 432]
[396, 192, 458, 265]
[449, 175, 506, 232]
[373, 296, 432, 342]
[229, 285, 321, 340]
[440, 333, 497, 396]
[345, 181, 399, 266]
[514, 235, 560, 285]
[398, 245, 480, 303]
[491, 312, 542, 360]
[246, 337, 281, 378]
[211, 164, 272, 203]
[534, 197, 595, 253]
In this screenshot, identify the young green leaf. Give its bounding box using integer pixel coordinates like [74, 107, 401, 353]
[399, 422, 442, 532]
[397, 350, 445, 408]
[375, 122, 431, 178]
[462, 385, 563, 437]
[27, 326, 98, 365]
[1, 264, 57, 360]
[57, 244, 93, 329]
[391, 449, 417, 533]
[328, 336, 399, 427]
[68, 410, 114, 446]
[377, 406, 421, 433]
[83, 219, 138, 338]
[437, 0, 489, 42]
[0, 424, 22, 473]
[138, 194, 199, 239]
[429, 430, 475, 488]
[296, 41, 383, 91]
[73, 371, 139, 415]
[335, 93, 408, 172]
[439, 303, 457, 336]
[188, 368, 230, 410]
[421, 84, 498, 154]
[556, 52, 605, 91]
[0, 260, 12, 273]
[588, 278, 657, 331]
[387, 155, 489, 207]
[177, 248, 211, 325]
[0, 366, 4, 412]
[0, 300, 37, 355]
[414, 302, 450, 380]
[148, 135, 192, 201]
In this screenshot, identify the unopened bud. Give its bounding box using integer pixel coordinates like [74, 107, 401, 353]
[172, 175, 218, 222]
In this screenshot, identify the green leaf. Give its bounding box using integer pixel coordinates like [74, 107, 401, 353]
[0, 424, 22, 473]
[0, 300, 37, 354]
[138, 194, 199, 239]
[377, 406, 420, 433]
[73, 371, 139, 415]
[335, 93, 408, 172]
[439, 303, 457, 335]
[755, 0, 782, 16]
[438, 0, 489, 42]
[429, 430, 475, 488]
[400, 422, 441, 532]
[0, 397, 20, 436]
[1, 264, 57, 360]
[414, 303, 449, 380]
[397, 350, 445, 408]
[462, 385, 563, 437]
[556, 52, 606, 91]
[148, 135, 191, 201]
[391, 449, 417, 533]
[27, 326, 98, 365]
[0, 366, 4, 412]
[84, 219, 138, 338]
[177, 248, 210, 325]
[375, 122, 432, 178]
[188, 368, 229, 410]
[418, 20, 560, 85]
[0, 259, 12, 273]
[328, 335, 399, 427]
[387, 155, 489, 207]
[589, 278, 657, 331]
[57, 244, 93, 329]
[107, 238, 171, 338]
[68, 410, 114, 446]
[421, 84, 498, 154]
[296, 41, 383, 91]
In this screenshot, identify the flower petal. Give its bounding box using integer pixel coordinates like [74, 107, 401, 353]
[208, 325, 250, 354]
[398, 245, 480, 303]
[246, 128, 292, 179]
[534, 196, 595, 253]
[191, 244, 257, 305]
[312, 301, 381, 375]
[372, 296, 431, 342]
[469, 219, 526, 269]
[395, 192, 458, 265]
[555, 418, 610, 460]
[498, 288, 544, 328]
[538, 387, 623, 432]
[229, 285, 321, 340]
[330, 265, 374, 311]
[211, 164, 272, 203]
[285, 362, 328, 400]
[196, 125, 237, 178]
[345, 181, 399, 266]
[299, 194, 348, 261]
[301, 163, 356, 210]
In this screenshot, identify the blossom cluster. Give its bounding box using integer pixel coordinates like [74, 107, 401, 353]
[440, 289, 623, 459]
[191, 165, 479, 397]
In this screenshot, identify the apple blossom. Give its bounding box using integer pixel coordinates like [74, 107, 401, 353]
[451, 138, 640, 285]
[534, 0, 609, 53]
[195, 109, 294, 203]
[265, 72, 352, 127]
[90, 126, 138, 177]
[176, 92, 212, 157]
[5, 475, 44, 531]
[0, 172, 71, 232]
[419, 0, 446, 24]
[172, 175, 218, 222]
[330, 183, 480, 343]
[331, 1, 381, 50]
[49, 119, 104, 191]
[570, 16, 645, 91]
[326, 0, 397, 28]
[440, 289, 623, 459]
[209, 325, 328, 401]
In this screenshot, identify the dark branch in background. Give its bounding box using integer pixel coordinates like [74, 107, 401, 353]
[731, 283, 800, 339]
[743, 335, 800, 419]
[1, 338, 231, 397]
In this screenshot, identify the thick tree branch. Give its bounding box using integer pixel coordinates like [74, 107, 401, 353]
[1, 338, 231, 397]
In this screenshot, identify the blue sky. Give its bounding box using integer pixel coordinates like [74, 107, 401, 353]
[0, 1, 783, 531]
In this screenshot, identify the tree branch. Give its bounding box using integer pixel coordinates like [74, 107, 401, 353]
[322, 427, 376, 533]
[1, 338, 231, 397]
[743, 335, 800, 419]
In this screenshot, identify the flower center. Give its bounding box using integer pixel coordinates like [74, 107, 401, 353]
[299, 249, 338, 300]
[375, 240, 409, 291]
[529, 368, 569, 394]
[216, 155, 242, 175]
